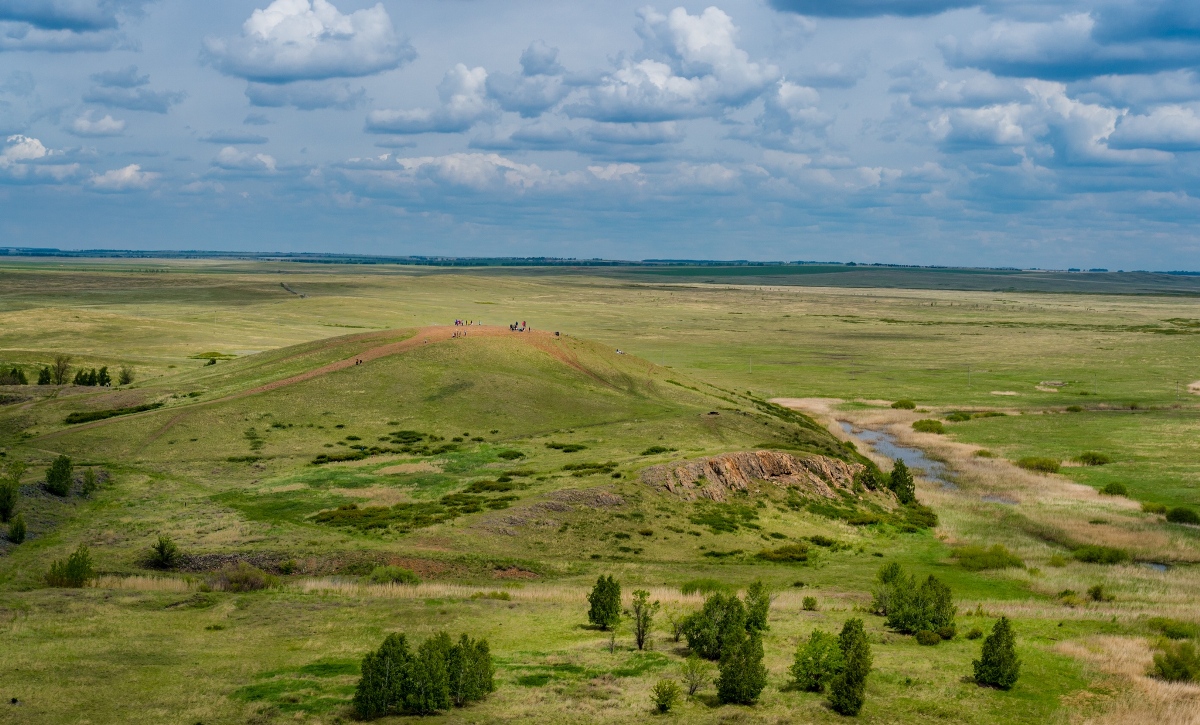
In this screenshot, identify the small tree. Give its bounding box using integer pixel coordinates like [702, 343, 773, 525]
[631, 589, 660, 651]
[46, 544, 94, 587]
[587, 575, 622, 630]
[148, 535, 181, 569]
[973, 617, 1020, 689]
[680, 653, 713, 696]
[51, 355, 72, 385]
[8, 513, 25, 544]
[0, 460, 24, 522]
[117, 366, 134, 386]
[37, 366, 51, 385]
[447, 634, 495, 707]
[651, 678, 681, 713]
[45, 455, 73, 497]
[406, 632, 452, 715]
[97, 366, 111, 387]
[81, 468, 98, 497]
[716, 629, 767, 705]
[828, 619, 872, 716]
[889, 460, 916, 504]
[745, 580, 771, 632]
[681, 591, 747, 660]
[354, 633, 412, 719]
[790, 629, 844, 692]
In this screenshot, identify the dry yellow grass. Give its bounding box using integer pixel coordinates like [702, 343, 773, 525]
[1055, 637, 1200, 724]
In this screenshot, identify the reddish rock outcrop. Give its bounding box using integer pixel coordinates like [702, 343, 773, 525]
[640, 450, 863, 502]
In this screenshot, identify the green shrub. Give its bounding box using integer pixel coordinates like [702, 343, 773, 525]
[682, 591, 747, 660]
[853, 467, 881, 491]
[369, 565, 420, 585]
[1065, 405, 1083, 412]
[888, 460, 916, 504]
[1100, 482, 1128, 496]
[1047, 554, 1069, 567]
[496, 450, 525, 460]
[912, 419, 946, 434]
[938, 625, 957, 640]
[744, 581, 770, 633]
[790, 629, 843, 692]
[680, 578, 730, 596]
[0, 479, 17, 523]
[803, 596, 818, 611]
[680, 653, 713, 696]
[587, 575, 621, 630]
[1166, 507, 1200, 525]
[945, 411, 973, 422]
[1150, 641, 1199, 683]
[1076, 452, 1112, 466]
[46, 544, 93, 587]
[873, 564, 956, 635]
[45, 455, 73, 496]
[973, 617, 1020, 689]
[891, 400, 916, 409]
[211, 562, 275, 592]
[7, 513, 25, 544]
[716, 630, 767, 705]
[954, 544, 1024, 571]
[973, 449, 996, 458]
[916, 630, 941, 646]
[828, 619, 872, 716]
[756, 543, 809, 562]
[470, 590, 511, 601]
[1073, 545, 1129, 564]
[1087, 584, 1114, 602]
[63, 403, 162, 425]
[545, 442, 586, 452]
[1148, 617, 1200, 640]
[147, 535, 181, 569]
[966, 627, 983, 640]
[641, 445, 673, 456]
[1017, 457, 1060, 474]
[651, 678, 681, 713]
[1143, 502, 1168, 514]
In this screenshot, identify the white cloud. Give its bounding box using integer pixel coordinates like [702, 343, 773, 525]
[203, 0, 413, 83]
[0, 23, 123, 51]
[89, 163, 157, 191]
[70, 112, 125, 136]
[588, 163, 641, 181]
[759, 80, 827, 134]
[367, 64, 493, 134]
[1109, 105, 1200, 151]
[214, 146, 277, 173]
[0, 133, 49, 164]
[361, 152, 582, 192]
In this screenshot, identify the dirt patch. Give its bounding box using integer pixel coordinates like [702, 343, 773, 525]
[1189, 381, 1200, 395]
[493, 566, 538, 580]
[641, 450, 861, 502]
[550, 488, 625, 508]
[990, 390, 1019, 396]
[377, 461, 442, 475]
[1035, 386, 1060, 393]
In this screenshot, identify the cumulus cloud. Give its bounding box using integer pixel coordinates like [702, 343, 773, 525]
[341, 151, 583, 193]
[70, 111, 124, 136]
[1109, 106, 1200, 151]
[88, 163, 156, 191]
[203, 0, 414, 83]
[367, 64, 493, 133]
[0, 134, 80, 183]
[768, 0, 977, 18]
[486, 42, 572, 118]
[0, 0, 144, 31]
[758, 80, 828, 134]
[0, 22, 123, 51]
[213, 146, 277, 173]
[246, 79, 364, 109]
[567, 6, 778, 122]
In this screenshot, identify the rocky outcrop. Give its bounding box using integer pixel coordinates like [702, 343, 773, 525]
[640, 450, 863, 502]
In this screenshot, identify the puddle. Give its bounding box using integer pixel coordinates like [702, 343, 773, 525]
[1141, 562, 1170, 572]
[839, 421, 957, 490]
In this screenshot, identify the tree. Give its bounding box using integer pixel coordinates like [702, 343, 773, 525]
[354, 631, 494, 720]
[8, 513, 25, 544]
[587, 575, 621, 630]
[651, 679, 681, 713]
[118, 366, 134, 386]
[828, 619, 872, 716]
[745, 580, 771, 632]
[973, 617, 1020, 689]
[96, 366, 111, 387]
[631, 589, 659, 651]
[73, 369, 88, 386]
[51, 355, 72, 385]
[0, 366, 27, 385]
[0, 460, 25, 523]
[148, 535, 181, 569]
[873, 563, 956, 636]
[716, 629, 767, 705]
[81, 468, 98, 496]
[889, 459, 915, 504]
[37, 366, 51, 385]
[682, 591, 747, 660]
[447, 634, 494, 707]
[680, 653, 713, 696]
[45, 455, 73, 496]
[790, 629, 844, 692]
[46, 544, 94, 587]
[354, 633, 412, 719]
[405, 632, 451, 715]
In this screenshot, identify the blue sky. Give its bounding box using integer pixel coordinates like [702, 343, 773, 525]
[1, 0, 1200, 268]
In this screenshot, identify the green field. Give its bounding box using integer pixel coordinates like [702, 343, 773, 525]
[0, 259, 1197, 723]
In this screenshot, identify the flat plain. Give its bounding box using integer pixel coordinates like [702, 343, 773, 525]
[0, 259, 1197, 724]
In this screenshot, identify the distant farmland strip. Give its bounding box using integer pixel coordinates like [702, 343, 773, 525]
[64, 403, 163, 425]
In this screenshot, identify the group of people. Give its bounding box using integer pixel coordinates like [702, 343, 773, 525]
[453, 319, 477, 326]
[509, 321, 529, 332]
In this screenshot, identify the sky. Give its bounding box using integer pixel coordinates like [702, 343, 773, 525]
[1, 1, 1200, 268]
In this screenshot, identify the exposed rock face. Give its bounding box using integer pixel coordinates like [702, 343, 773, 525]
[641, 450, 863, 502]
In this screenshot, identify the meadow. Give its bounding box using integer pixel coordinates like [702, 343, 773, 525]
[0, 258, 1197, 723]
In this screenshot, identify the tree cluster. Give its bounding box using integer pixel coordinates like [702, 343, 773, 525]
[0, 367, 27, 385]
[871, 562, 956, 638]
[353, 632, 494, 719]
[790, 619, 873, 715]
[679, 582, 771, 704]
[72, 367, 111, 387]
[46, 544, 94, 587]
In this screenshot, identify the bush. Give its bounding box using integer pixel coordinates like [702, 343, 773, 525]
[828, 619, 872, 716]
[80, 468, 98, 496]
[1166, 507, 1200, 525]
[938, 625, 957, 640]
[716, 630, 767, 705]
[912, 419, 946, 434]
[756, 543, 809, 562]
[1017, 457, 1060, 474]
[891, 400, 916, 409]
[1148, 617, 1200, 640]
[1142, 502, 1168, 514]
[45, 455, 73, 496]
[954, 544, 1024, 571]
[744, 580, 770, 633]
[874, 564, 956, 635]
[680, 653, 713, 696]
[641, 445, 673, 456]
[1047, 554, 1069, 567]
[973, 617, 1020, 689]
[354, 631, 494, 719]
[496, 450, 525, 460]
[1076, 452, 1112, 466]
[1073, 545, 1129, 564]
[680, 578, 730, 596]
[973, 449, 996, 458]
[945, 411, 973, 422]
[854, 467, 880, 491]
[803, 596, 818, 611]
[790, 629, 842, 692]
[147, 535, 180, 569]
[1100, 482, 1128, 496]
[1087, 584, 1114, 602]
[916, 630, 941, 646]
[46, 544, 93, 587]
[587, 575, 621, 630]
[651, 678, 681, 713]
[0, 479, 17, 523]
[1065, 405, 1083, 412]
[8, 513, 25, 544]
[682, 591, 747, 660]
[888, 460, 916, 505]
[211, 562, 275, 592]
[1150, 641, 1199, 683]
[965, 627, 983, 640]
[369, 565, 420, 585]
